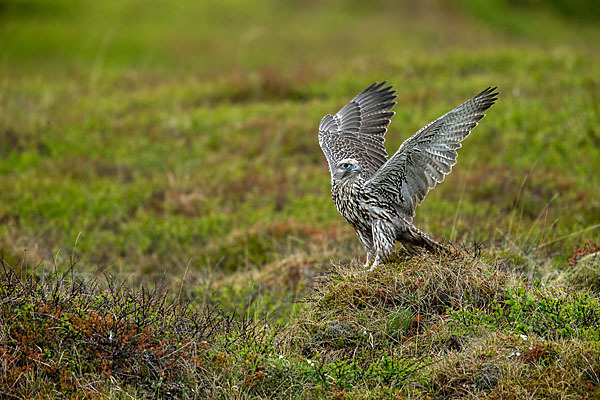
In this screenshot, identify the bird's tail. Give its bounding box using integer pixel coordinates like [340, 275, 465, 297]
[400, 224, 449, 255]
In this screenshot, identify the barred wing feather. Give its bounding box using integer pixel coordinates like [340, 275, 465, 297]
[366, 87, 499, 221]
[319, 82, 397, 181]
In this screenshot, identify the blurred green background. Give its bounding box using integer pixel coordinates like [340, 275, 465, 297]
[0, 0, 599, 283]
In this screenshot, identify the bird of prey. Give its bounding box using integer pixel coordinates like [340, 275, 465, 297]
[318, 82, 498, 271]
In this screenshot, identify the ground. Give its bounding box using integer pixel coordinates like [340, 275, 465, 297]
[0, 0, 599, 398]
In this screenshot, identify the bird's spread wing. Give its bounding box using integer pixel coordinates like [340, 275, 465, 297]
[365, 87, 499, 221]
[319, 82, 397, 181]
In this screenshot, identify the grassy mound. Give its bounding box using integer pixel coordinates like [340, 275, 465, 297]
[294, 251, 510, 361]
[2, 251, 599, 399]
[284, 251, 600, 398]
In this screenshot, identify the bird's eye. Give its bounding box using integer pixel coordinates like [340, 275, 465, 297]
[342, 163, 349, 168]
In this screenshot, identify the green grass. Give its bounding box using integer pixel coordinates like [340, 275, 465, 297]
[2, 49, 599, 276]
[1, 0, 600, 398]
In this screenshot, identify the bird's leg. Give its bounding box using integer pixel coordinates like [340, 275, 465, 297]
[356, 229, 375, 269]
[368, 255, 380, 272]
[369, 220, 396, 272]
[364, 250, 374, 269]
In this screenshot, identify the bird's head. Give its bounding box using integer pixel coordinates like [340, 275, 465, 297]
[334, 158, 361, 182]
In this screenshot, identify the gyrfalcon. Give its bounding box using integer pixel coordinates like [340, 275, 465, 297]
[318, 82, 498, 271]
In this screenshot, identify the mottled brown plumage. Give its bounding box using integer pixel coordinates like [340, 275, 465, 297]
[319, 82, 499, 270]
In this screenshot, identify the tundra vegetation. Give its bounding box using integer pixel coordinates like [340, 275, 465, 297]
[0, 0, 599, 398]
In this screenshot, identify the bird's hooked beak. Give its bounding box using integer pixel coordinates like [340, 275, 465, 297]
[351, 164, 361, 174]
